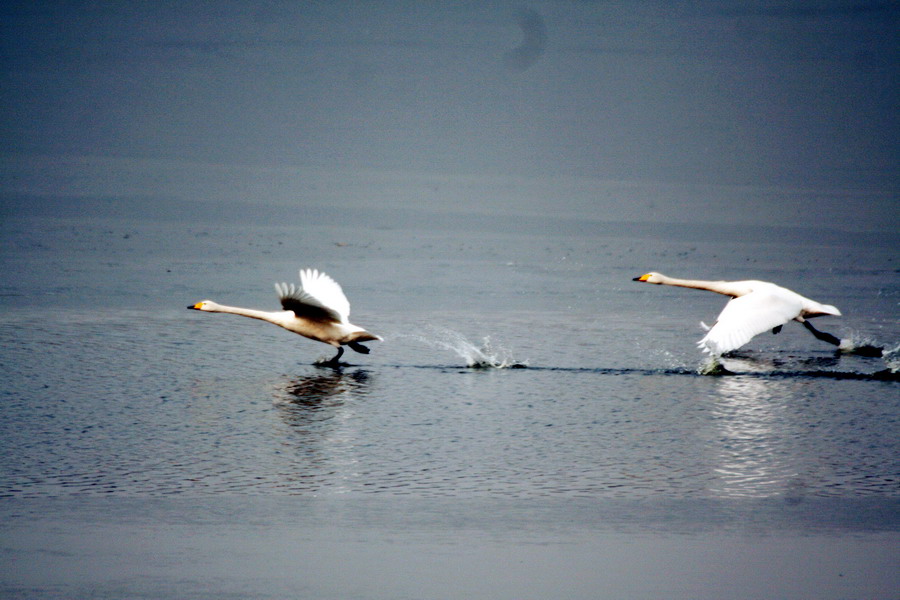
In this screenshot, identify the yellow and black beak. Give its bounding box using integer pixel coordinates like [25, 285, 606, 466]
[633, 273, 651, 282]
[187, 302, 202, 310]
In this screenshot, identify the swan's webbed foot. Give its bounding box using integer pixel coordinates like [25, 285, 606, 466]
[838, 342, 884, 358]
[854, 345, 884, 357]
[802, 320, 883, 356]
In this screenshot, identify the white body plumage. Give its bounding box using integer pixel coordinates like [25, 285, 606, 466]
[189, 268, 380, 364]
[633, 272, 841, 356]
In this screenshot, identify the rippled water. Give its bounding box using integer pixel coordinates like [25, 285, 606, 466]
[1, 206, 898, 600]
[1, 212, 897, 503]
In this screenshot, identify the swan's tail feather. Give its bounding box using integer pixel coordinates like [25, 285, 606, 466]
[349, 330, 382, 343]
[817, 303, 841, 317]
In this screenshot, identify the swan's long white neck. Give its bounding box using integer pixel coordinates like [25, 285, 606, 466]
[650, 274, 752, 298]
[205, 302, 288, 325]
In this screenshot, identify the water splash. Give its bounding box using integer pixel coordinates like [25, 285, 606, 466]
[882, 343, 900, 373]
[406, 327, 526, 369]
[697, 356, 733, 376]
[838, 332, 885, 358]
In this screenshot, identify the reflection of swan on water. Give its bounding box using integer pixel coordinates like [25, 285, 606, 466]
[708, 376, 798, 499]
[276, 369, 372, 408]
[632, 272, 864, 356]
[188, 268, 381, 365]
[272, 369, 372, 493]
[712, 352, 843, 375]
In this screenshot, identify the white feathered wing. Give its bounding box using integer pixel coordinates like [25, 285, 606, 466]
[274, 268, 352, 323]
[299, 268, 351, 322]
[698, 288, 801, 355]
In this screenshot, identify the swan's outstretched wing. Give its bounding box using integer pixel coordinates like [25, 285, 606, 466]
[698, 290, 800, 355]
[274, 269, 350, 323]
[275, 281, 340, 322]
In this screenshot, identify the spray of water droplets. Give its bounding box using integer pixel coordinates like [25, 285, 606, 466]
[395, 327, 526, 369]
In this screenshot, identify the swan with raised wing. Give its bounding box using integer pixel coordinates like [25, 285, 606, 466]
[632, 272, 845, 356]
[189, 268, 381, 365]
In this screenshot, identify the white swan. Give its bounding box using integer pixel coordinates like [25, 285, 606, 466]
[633, 272, 843, 356]
[189, 268, 381, 365]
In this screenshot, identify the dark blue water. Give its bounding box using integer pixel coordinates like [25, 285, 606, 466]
[3, 199, 900, 600]
[2, 1, 899, 596]
[1, 205, 897, 502]
[1, 201, 898, 598]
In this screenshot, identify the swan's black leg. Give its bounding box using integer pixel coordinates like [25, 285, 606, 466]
[801, 320, 841, 346]
[802, 320, 884, 356]
[317, 345, 344, 366]
[348, 341, 370, 354]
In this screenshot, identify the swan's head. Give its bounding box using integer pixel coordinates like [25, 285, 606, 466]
[633, 272, 665, 284]
[188, 300, 218, 311]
